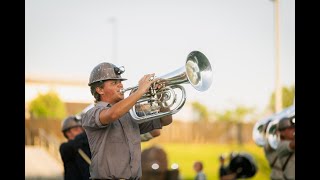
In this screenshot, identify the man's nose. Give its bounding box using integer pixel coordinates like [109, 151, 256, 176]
[118, 82, 123, 88]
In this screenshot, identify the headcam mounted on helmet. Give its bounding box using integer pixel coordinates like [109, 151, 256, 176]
[114, 66, 125, 75]
[277, 116, 295, 131]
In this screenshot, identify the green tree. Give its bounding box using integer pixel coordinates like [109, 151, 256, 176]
[216, 109, 234, 122]
[191, 101, 209, 122]
[216, 106, 255, 122]
[269, 85, 295, 113]
[215, 105, 255, 145]
[29, 90, 67, 120]
[233, 106, 255, 145]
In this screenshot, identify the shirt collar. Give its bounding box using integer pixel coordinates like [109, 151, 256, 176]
[96, 101, 112, 108]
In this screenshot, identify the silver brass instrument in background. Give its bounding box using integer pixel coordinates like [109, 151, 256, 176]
[252, 104, 295, 149]
[265, 105, 295, 150]
[120, 51, 213, 124]
[252, 115, 274, 147]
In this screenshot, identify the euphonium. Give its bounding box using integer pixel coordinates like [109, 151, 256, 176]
[120, 51, 213, 124]
[252, 116, 274, 147]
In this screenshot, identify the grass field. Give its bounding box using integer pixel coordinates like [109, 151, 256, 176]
[141, 142, 271, 180]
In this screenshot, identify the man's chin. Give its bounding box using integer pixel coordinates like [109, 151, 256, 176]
[119, 95, 124, 100]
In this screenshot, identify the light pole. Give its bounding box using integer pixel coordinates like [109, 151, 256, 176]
[271, 0, 282, 113]
[108, 17, 118, 65]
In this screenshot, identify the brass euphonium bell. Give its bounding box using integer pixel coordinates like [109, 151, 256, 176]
[252, 116, 274, 147]
[120, 51, 213, 124]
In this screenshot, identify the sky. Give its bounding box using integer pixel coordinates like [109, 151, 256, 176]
[25, 0, 295, 113]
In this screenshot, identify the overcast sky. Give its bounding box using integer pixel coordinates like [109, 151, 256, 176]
[25, 0, 295, 112]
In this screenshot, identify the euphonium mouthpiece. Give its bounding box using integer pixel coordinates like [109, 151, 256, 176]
[120, 88, 125, 94]
[120, 86, 137, 95]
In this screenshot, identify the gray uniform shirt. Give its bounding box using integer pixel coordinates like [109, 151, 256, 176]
[195, 171, 206, 180]
[263, 145, 284, 180]
[277, 140, 295, 180]
[81, 101, 162, 179]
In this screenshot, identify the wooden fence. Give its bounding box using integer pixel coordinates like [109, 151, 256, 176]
[25, 118, 256, 145]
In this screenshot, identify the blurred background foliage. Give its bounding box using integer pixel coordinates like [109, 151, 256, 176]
[269, 85, 295, 113]
[27, 84, 295, 123]
[191, 101, 209, 122]
[28, 90, 67, 120]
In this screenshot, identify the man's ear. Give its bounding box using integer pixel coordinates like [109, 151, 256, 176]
[65, 130, 72, 139]
[96, 86, 104, 95]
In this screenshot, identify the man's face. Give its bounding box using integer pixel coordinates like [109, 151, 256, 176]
[220, 158, 225, 165]
[193, 162, 201, 172]
[66, 126, 83, 140]
[102, 80, 124, 103]
[279, 126, 295, 140]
